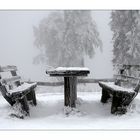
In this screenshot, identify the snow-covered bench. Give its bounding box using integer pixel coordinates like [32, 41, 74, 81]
[0, 65, 37, 118]
[99, 65, 140, 115]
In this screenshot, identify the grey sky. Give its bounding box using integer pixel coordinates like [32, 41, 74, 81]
[0, 10, 113, 81]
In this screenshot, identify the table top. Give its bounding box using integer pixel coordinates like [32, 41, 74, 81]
[46, 67, 90, 77]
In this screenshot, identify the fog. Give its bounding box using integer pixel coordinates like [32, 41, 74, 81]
[0, 10, 113, 81]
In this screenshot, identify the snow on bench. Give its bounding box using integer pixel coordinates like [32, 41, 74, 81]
[99, 65, 140, 115]
[99, 82, 134, 93]
[99, 81, 139, 115]
[9, 82, 37, 95]
[0, 65, 37, 118]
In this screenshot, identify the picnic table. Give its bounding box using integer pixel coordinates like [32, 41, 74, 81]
[46, 67, 90, 108]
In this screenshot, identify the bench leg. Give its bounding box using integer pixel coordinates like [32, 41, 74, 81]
[26, 89, 37, 106]
[0, 85, 16, 106]
[111, 92, 127, 114]
[31, 89, 37, 106]
[101, 88, 111, 103]
[19, 96, 30, 116]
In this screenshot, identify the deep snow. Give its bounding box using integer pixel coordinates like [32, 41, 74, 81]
[0, 84, 140, 130]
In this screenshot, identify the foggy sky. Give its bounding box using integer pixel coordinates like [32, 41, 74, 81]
[0, 10, 113, 81]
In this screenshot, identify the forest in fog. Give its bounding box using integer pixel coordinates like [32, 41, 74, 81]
[0, 10, 140, 80]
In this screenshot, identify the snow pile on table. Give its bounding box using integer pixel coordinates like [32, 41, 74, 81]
[0, 86, 140, 129]
[55, 67, 90, 71]
[47, 67, 90, 73]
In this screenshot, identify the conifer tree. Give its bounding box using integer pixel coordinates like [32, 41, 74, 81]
[110, 10, 140, 65]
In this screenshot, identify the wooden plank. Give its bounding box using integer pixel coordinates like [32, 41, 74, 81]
[9, 83, 37, 95]
[49, 73, 88, 77]
[114, 74, 140, 80]
[46, 70, 90, 77]
[2, 76, 21, 84]
[123, 64, 140, 69]
[0, 85, 15, 106]
[26, 89, 37, 106]
[114, 64, 140, 68]
[64, 77, 76, 108]
[11, 70, 21, 86]
[98, 82, 135, 94]
[74, 77, 77, 101]
[18, 96, 29, 116]
[64, 77, 70, 107]
[0, 65, 17, 72]
[32, 89, 37, 106]
[100, 88, 111, 103]
[69, 77, 76, 108]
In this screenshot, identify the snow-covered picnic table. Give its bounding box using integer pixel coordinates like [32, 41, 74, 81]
[46, 67, 90, 108]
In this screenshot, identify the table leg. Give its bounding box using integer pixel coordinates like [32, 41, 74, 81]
[73, 77, 77, 101]
[64, 76, 77, 108]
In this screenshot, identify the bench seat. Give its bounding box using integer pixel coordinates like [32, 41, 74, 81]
[98, 65, 140, 115]
[99, 81, 137, 114]
[9, 82, 37, 95]
[99, 82, 135, 94]
[0, 65, 37, 118]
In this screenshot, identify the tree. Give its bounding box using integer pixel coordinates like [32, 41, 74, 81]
[33, 12, 65, 67]
[33, 11, 102, 68]
[110, 10, 140, 65]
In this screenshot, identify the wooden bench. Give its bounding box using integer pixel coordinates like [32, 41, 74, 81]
[0, 65, 37, 118]
[99, 65, 140, 115]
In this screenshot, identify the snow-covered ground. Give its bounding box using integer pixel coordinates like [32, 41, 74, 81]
[0, 84, 140, 130]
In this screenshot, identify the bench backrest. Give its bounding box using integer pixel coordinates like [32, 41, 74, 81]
[0, 65, 22, 105]
[114, 64, 140, 89]
[0, 65, 21, 90]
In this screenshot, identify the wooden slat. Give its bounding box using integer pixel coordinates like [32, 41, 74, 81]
[10, 69, 21, 86]
[114, 74, 140, 80]
[2, 76, 21, 84]
[64, 77, 77, 107]
[0, 65, 17, 72]
[114, 64, 140, 71]
[99, 82, 135, 94]
[46, 70, 90, 77]
[9, 83, 37, 95]
[114, 64, 140, 67]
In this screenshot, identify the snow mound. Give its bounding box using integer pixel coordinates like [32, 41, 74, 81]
[76, 97, 85, 105]
[127, 98, 140, 115]
[64, 107, 82, 116]
[1, 90, 140, 129]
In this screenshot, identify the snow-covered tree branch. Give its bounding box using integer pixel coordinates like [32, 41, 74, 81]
[33, 11, 102, 67]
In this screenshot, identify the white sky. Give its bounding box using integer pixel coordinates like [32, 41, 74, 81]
[0, 10, 113, 81]
[87, 11, 113, 78]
